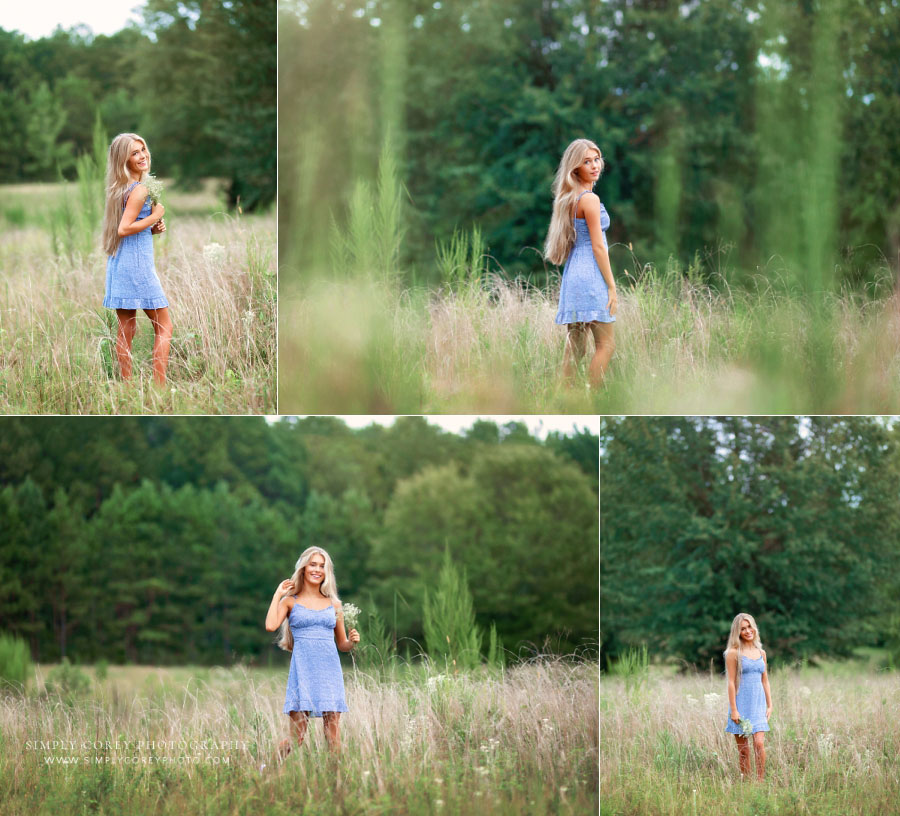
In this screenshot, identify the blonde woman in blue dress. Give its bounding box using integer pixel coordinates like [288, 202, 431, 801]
[100, 133, 172, 386]
[724, 613, 772, 781]
[544, 138, 617, 387]
[263, 547, 359, 766]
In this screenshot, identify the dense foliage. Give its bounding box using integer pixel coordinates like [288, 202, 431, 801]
[0, 416, 598, 665]
[601, 416, 900, 670]
[279, 0, 900, 285]
[0, 0, 275, 210]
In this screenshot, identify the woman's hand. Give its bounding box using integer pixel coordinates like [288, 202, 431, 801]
[151, 217, 166, 235]
[730, 710, 741, 725]
[151, 202, 165, 222]
[275, 579, 294, 596]
[347, 629, 360, 648]
[766, 705, 772, 720]
[607, 287, 618, 316]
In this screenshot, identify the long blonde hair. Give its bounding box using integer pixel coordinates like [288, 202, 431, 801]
[275, 547, 341, 652]
[102, 133, 151, 256]
[724, 612, 763, 695]
[543, 138, 604, 265]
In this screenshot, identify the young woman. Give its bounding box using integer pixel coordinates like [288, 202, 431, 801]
[101, 133, 172, 386]
[263, 547, 359, 765]
[544, 138, 617, 387]
[724, 613, 772, 781]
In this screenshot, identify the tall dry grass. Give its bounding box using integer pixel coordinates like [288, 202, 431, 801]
[280, 261, 900, 413]
[0, 182, 275, 414]
[601, 667, 900, 815]
[2, 658, 598, 815]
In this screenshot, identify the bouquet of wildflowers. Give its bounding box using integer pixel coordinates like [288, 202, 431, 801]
[342, 602, 361, 631]
[144, 174, 165, 205]
[740, 717, 754, 738]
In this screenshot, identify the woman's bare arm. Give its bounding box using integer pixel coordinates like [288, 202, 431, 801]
[579, 192, 617, 314]
[264, 579, 294, 631]
[117, 183, 164, 237]
[761, 650, 773, 717]
[332, 600, 359, 652]
[726, 649, 740, 722]
[579, 193, 616, 290]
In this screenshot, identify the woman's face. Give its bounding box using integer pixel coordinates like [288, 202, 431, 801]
[740, 618, 755, 642]
[574, 149, 602, 184]
[126, 140, 150, 176]
[304, 553, 326, 586]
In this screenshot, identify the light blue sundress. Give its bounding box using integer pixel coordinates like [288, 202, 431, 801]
[103, 180, 169, 310]
[725, 653, 770, 735]
[283, 597, 348, 718]
[555, 190, 615, 324]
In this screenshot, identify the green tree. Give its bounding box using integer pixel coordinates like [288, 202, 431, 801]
[601, 417, 900, 668]
[24, 80, 71, 178]
[423, 547, 483, 671]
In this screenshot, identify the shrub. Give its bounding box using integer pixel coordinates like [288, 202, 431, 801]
[0, 632, 32, 693]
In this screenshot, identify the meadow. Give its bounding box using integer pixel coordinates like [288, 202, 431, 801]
[600, 657, 900, 816]
[0, 180, 276, 414]
[279, 253, 900, 414]
[1, 657, 598, 815]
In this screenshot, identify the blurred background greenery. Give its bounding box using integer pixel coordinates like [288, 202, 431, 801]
[0, 416, 598, 666]
[0, 0, 275, 211]
[600, 416, 900, 671]
[279, 0, 899, 288]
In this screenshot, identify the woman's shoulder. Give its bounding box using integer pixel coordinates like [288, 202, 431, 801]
[576, 190, 601, 215]
[124, 181, 148, 202]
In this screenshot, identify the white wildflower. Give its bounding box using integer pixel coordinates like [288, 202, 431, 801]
[817, 733, 835, 756]
[703, 692, 721, 711]
[342, 602, 361, 630]
[427, 674, 447, 691]
[143, 174, 165, 205]
[800, 686, 812, 697]
[202, 242, 226, 267]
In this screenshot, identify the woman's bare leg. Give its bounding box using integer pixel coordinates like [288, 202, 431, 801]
[734, 734, 751, 779]
[277, 710, 309, 761]
[753, 732, 766, 781]
[114, 309, 137, 380]
[143, 307, 172, 386]
[562, 322, 588, 383]
[323, 712, 341, 753]
[588, 321, 615, 386]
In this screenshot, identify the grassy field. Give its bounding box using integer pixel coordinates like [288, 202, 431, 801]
[601, 660, 900, 816]
[1, 658, 597, 815]
[279, 259, 900, 413]
[0, 180, 275, 414]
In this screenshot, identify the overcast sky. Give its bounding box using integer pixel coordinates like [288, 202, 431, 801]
[2, 1, 143, 39]
[268, 415, 600, 439]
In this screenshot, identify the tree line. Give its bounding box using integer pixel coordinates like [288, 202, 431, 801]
[280, 0, 899, 286]
[601, 416, 900, 671]
[0, 416, 598, 665]
[0, 0, 275, 210]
